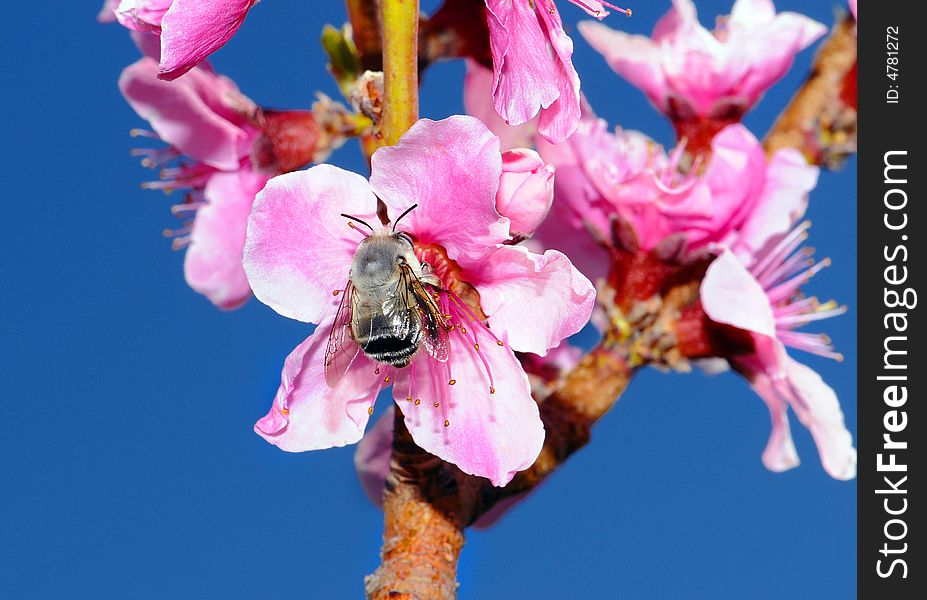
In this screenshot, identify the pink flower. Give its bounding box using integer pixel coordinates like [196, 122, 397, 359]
[242, 116, 596, 486]
[485, 0, 629, 144]
[497, 149, 555, 235]
[109, 0, 257, 80]
[120, 57, 323, 309]
[97, 0, 120, 23]
[541, 119, 813, 262]
[579, 0, 825, 123]
[700, 227, 855, 479]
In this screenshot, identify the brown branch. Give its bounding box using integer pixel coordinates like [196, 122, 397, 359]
[365, 409, 476, 600]
[365, 343, 636, 599]
[345, 0, 383, 71]
[764, 15, 857, 167]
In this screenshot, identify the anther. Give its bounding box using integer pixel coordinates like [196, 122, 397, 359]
[367, 406, 374, 415]
[474, 343, 480, 350]
[281, 407, 290, 415]
[448, 379, 456, 386]
[434, 402, 440, 408]
[406, 396, 413, 402]
[444, 419, 450, 428]
[333, 290, 341, 296]
[496, 340, 504, 347]
[414, 398, 421, 405]
[489, 386, 495, 394]
[374, 367, 380, 375]
[384, 376, 390, 383]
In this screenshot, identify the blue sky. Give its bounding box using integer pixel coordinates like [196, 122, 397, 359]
[1, 1, 855, 597]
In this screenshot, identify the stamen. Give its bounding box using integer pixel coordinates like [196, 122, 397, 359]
[752, 222, 811, 281]
[444, 419, 450, 428]
[170, 201, 206, 215]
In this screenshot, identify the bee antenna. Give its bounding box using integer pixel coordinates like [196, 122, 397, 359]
[392, 204, 418, 232]
[340, 213, 374, 231]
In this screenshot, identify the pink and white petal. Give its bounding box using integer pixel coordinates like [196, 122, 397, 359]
[243, 166, 377, 323]
[255, 319, 382, 452]
[115, 0, 172, 32]
[464, 60, 537, 151]
[578, 22, 668, 111]
[747, 366, 801, 472]
[354, 407, 395, 508]
[783, 358, 857, 480]
[729, 0, 776, 28]
[701, 249, 777, 337]
[734, 148, 817, 263]
[470, 245, 596, 356]
[369, 116, 509, 266]
[131, 30, 163, 60]
[534, 5, 581, 144]
[392, 341, 543, 487]
[734, 13, 826, 101]
[652, 0, 698, 41]
[118, 57, 246, 170]
[485, 0, 560, 126]
[184, 170, 267, 309]
[158, 0, 255, 80]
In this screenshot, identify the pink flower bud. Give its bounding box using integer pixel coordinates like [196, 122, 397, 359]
[496, 149, 555, 235]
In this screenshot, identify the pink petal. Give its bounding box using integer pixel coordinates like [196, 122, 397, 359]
[97, 0, 120, 23]
[391, 341, 544, 487]
[354, 407, 395, 508]
[731, 11, 826, 104]
[748, 366, 801, 472]
[115, 0, 172, 32]
[118, 57, 247, 170]
[652, 0, 698, 41]
[183, 170, 268, 310]
[849, 0, 857, 20]
[368, 116, 509, 267]
[158, 0, 255, 81]
[243, 166, 377, 323]
[485, 0, 560, 127]
[701, 249, 776, 337]
[496, 149, 554, 235]
[701, 124, 767, 241]
[470, 245, 596, 356]
[578, 21, 668, 111]
[534, 5, 581, 143]
[729, 0, 775, 26]
[463, 60, 537, 151]
[783, 358, 857, 480]
[255, 320, 382, 452]
[734, 148, 817, 263]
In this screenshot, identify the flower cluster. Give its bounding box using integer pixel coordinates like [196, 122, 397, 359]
[103, 0, 854, 502]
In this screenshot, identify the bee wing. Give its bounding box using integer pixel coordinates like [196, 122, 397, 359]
[402, 265, 450, 363]
[324, 281, 361, 388]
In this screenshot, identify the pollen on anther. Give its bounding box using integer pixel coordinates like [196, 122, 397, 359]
[384, 376, 391, 383]
[444, 419, 450, 428]
[461, 327, 467, 334]
[474, 343, 480, 350]
[448, 379, 456, 386]
[281, 407, 290, 415]
[406, 396, 413, 402]
[367, 406, 374, 415]
[434, 402, 440, 408]
[489, 386, 495, 394]
[374, 367, 381, 375]
[332, 290, 341, 296]
[414, 398, 421, 406]
[496, 340, 504, 347]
